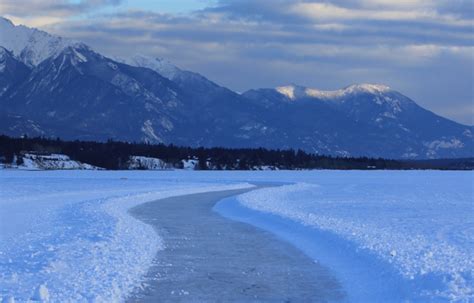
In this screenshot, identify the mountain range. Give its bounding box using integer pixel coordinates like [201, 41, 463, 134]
[0, 17, 472, 159]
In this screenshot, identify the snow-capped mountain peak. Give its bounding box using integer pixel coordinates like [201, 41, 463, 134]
[55, 44, 93, 63]
[0, 16, 75, 67]
[273, 83, 409, 119]
[276, 83, 393, 101]
[343, 83, 391, 94]
[122, 54, 182, 80]
[275, 84, 299, 100]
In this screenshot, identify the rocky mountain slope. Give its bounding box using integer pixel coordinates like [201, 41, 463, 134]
[244, 84, 473, 158]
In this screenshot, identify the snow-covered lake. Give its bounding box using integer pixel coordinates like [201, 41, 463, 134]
[1, 170, 472, 302]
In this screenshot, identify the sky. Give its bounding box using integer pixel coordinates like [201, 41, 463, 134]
[1, 0, 473, 125]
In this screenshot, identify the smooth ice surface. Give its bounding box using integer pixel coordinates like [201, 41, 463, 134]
[227, 171, 474, 302]
[0, 170, 251, 302]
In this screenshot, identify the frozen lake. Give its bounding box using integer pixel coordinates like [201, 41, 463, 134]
[0, 170, 472, 302]
[217, 171, 474, 302]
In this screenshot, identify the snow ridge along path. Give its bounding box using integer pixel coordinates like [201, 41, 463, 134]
[127, 187, 344, 302]
[0, 170, 254, 302]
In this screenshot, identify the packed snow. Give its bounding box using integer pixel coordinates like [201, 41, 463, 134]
[0, 170, 252, 302]
[216, 171, 474, 302]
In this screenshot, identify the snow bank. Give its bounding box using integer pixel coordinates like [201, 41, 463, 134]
[0, 170, 252, 302]
[182, 159, 198, 170]
[19, 153, 99, 170]
[233, 172, 473, 302]
[127, 156, 170, 170]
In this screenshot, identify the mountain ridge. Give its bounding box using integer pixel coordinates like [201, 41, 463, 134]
[0, 17, 472, 159]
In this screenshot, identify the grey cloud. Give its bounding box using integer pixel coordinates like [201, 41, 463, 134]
[61, 9, 472, 48]
[1, 0, 123, 17]
[436, 0, 474, 19]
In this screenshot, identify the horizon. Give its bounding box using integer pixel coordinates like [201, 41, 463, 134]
[0, 0, 472, 125]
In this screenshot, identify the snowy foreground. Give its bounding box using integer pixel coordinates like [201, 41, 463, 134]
[0, 170, 252, 302]
[0, 170, 472, 302]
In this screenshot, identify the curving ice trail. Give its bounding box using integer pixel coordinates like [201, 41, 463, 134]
[229, 172, 473, 302]
[127, 187, 344, 302]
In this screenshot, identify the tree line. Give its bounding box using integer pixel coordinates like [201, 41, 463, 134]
[0, 135, 471, 170]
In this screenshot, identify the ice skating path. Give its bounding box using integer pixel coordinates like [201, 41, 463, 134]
[127, 187, 344, 302]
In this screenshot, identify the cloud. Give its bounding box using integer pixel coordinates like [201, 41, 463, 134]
[0, 0, 123, 26]
[1, 0, 123, 16]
